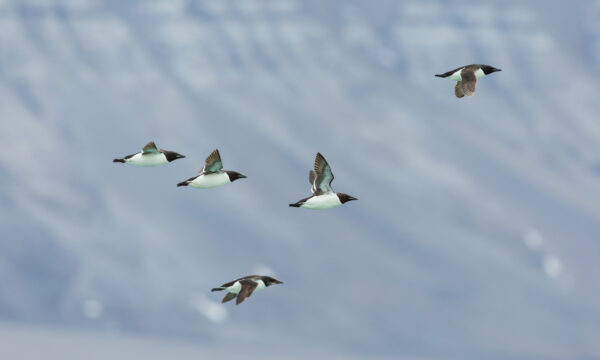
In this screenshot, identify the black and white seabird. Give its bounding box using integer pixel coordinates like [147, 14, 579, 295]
[211, 275, 283, 305]
[113, 141, 185, 166]
[289, 152, 357, 209]
[435, 64, 501, 98]
[177, 149, 246, 188]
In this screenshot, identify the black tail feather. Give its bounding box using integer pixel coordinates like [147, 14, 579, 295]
[289, 203, 301, 207]
[211, 287, 224, 292]
[113, 158, 125, 163]
[177, 181, 189, 187]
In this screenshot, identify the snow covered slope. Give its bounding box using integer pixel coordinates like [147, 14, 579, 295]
[1, 0, 599, 358]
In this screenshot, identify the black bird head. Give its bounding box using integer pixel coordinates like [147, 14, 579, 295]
[163, 151, 186, 162]
[262, 276, 284, 287]
[481, 65, 501, 75]
[337, 193, 358, 204]
[226, 171, 247, 182]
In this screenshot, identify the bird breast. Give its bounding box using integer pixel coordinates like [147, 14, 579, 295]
[255, 280, 266, 291]
[474, 68, 485, 78]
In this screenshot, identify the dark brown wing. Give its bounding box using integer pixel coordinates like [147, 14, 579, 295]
[454, 82, 464, 98]
[202, 149, 223, 173]
[222, 292, 237, 303]
[142, 141, 160, 154]
[236, 280, 259, 305]
[312, 152, 334, 195]
[309, 170, 316, 185]
[459, 69, 477, 97]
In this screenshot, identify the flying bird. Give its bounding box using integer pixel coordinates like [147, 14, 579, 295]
[113, 141, 185, 166]
[435, 64, 501, 98]
[289, 152, 357, 209]
[211, 275, 283, 305]
[177, 149, 246, 188]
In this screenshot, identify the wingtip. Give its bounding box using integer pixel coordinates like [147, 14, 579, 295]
[113, 158, 125, 163]
[177, 181, 188, 187]
[435, 74, 444, 77]
[289, 203, 300, 207]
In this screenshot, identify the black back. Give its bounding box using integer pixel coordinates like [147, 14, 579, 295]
[217, 274, 282, 288]
[435, 64, 501, 77]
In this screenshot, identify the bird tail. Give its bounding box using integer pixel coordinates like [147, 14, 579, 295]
[434, 74, 445, 78]
[113, 158, 125, 163]
[177, 181, 189, 187]
[211, 287, 224, 292]
[289, 202, 301, 207]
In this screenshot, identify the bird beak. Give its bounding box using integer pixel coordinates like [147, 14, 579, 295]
[239, 174, 247, 178]
[348, 196, 358, 201]
[275, 280, 284, 284]
[178, 154, 186, 159]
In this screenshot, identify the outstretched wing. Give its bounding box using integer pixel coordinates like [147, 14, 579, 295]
[222, 292, 237, 303]
[454, 82, 464, 98]
[309, 170, 316, 185]
[236, 280, 259, 305]
[142, 141, 160, 154]
[459, 69, 477, 97]
[312, 152, 334, 195]
[202, 149, 223, 174]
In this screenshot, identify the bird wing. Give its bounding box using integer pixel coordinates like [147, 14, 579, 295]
[454, 82, 465, 98]
[221, 292, 237, 303]
[236, 280, 259, 305]
[309, 170, 316, 185]
[459, 68, 477, 97]
[201, 149, 223, 174]
[142, 141, 160, 154]
[312, 152, 334, 195]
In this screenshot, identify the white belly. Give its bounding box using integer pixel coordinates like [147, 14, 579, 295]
[302, 193, 342, 210]
[226, 281, 242, 294]
[448, 69, 463, 81]
[126, 153, 168, 167]
[189, 173, 230, 188]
